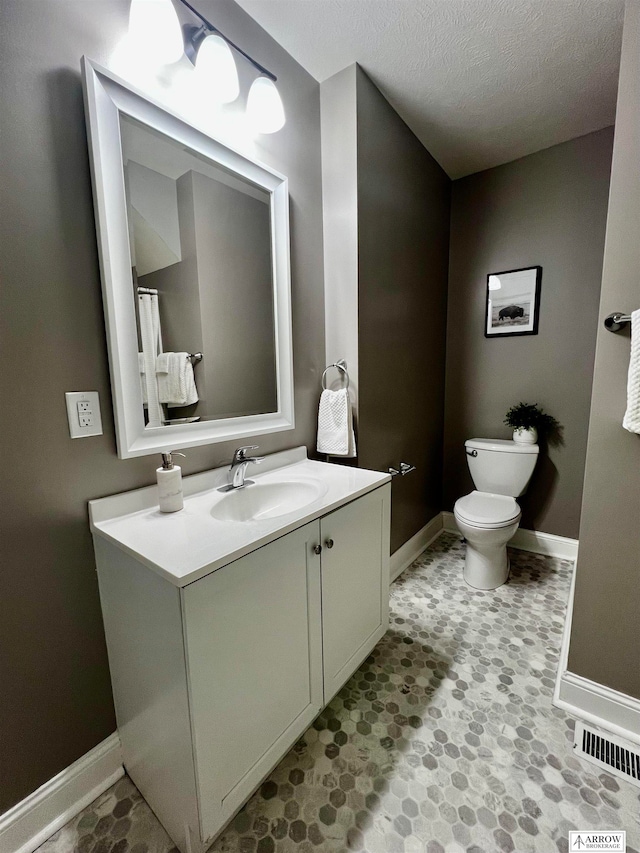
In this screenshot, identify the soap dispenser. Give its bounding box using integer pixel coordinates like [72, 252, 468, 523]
[157, 450, 185, 513]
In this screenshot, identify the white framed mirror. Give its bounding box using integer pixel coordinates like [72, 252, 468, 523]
[82, 58, 294, 458]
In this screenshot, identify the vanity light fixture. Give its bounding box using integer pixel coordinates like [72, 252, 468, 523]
[179, 0, 286, 132]
[128, 0, 185, 66]
[192, 33, 239, 104]
[246, 76, 286, 134]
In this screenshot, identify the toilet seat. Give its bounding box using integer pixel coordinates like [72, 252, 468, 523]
[454, 490, 520, 528]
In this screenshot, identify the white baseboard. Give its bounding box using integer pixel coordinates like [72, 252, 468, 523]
[555, 671, 640, 746]
[390, 514, 443, 582]
[508, 527, 578, 560]
[0, 734, 123, 853]
[553, 557, 640, 746]
[441, 511, 579, 560]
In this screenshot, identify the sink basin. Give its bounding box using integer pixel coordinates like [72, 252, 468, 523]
[210, 479, 328, 522]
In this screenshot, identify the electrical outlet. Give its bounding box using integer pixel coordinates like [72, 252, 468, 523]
[76, 400, 94, 428]
[76, 400, 93, 426]
[66, 391, 103, 439]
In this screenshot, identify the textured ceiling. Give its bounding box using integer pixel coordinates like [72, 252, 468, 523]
[234, 0, 624, 177]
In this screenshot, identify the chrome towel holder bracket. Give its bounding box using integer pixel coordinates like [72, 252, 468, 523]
[322, 359, 350, 390]
[388, 462, 417, 477]
[604, 312, 633, 332]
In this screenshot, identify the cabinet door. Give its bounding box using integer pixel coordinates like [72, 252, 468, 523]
[320, 484, 390, 702]
[182, 521, 323, 844]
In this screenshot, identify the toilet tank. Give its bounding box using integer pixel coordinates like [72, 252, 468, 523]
[465, 438, 539, 497]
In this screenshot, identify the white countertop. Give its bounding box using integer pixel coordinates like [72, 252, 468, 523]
[89, 447, 390, 587]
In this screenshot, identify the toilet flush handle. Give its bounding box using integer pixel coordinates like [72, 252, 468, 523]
[466, 449, 478, 457]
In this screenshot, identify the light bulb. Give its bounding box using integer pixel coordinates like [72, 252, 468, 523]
[247, 76, 285, 134]
[128, 0, 184, 66]
[194, 34, 239, 104]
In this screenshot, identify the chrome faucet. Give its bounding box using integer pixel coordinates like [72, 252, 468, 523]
[220, 445, 265, 492]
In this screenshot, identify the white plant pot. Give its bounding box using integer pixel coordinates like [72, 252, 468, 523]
[513, 427, 538, 445]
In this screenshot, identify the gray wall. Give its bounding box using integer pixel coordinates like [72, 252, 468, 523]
[567, 0, 640, 699]
[355, 68, 451, 553]
[444, 129, 614, 538]
[0, 0, 325, 812]
[192, 173, 276, 418]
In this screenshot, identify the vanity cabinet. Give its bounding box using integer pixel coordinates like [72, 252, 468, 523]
[94, 480, 390, 853]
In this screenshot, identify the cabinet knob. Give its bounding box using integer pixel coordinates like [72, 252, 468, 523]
[325, 538, 334, 549]
[313, 544, 322, 555]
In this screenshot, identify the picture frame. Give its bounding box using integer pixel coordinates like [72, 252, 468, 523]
[485, 265, 542, 338]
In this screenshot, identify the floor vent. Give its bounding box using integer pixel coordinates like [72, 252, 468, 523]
[574, 721, 640, 789]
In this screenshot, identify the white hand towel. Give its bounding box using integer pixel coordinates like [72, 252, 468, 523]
[156, 352, 199, 407]
[317, 388, 356, 457]
[623, 309, 640, 433]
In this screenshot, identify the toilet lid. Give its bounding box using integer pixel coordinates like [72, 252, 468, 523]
[454, 491, 520, 528]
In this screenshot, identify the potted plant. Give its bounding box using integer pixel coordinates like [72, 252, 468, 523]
[504, 402, 559, 445]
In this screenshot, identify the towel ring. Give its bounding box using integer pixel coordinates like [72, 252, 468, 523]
[322, 360, 350, 391]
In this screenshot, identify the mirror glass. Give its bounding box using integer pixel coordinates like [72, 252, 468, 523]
[120, 114, 277, 428]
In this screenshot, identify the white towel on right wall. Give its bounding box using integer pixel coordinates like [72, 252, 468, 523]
[317, 388, 356, 457]
[623, 309, 640, 433]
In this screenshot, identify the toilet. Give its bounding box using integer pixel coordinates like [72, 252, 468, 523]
[454, 438, 539, 590]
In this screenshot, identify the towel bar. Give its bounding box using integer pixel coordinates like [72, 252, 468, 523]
[322, 359, 350, 390]
[604, 312, 633, 332]
[388, 463, 416, 477]
[137, 287, 202, 362]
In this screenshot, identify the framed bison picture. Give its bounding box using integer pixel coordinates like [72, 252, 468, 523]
[485, 266, 542, 338]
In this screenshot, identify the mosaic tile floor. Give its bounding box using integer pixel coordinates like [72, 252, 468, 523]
[37, 533, 640, 853]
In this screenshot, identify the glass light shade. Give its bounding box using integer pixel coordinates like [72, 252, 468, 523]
[128, 0, 184, 66]
[194, 34, 239, 104]
[247, 76, 285, 134]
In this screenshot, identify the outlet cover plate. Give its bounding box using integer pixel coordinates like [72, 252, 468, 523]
[65, 391, 103, 438]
